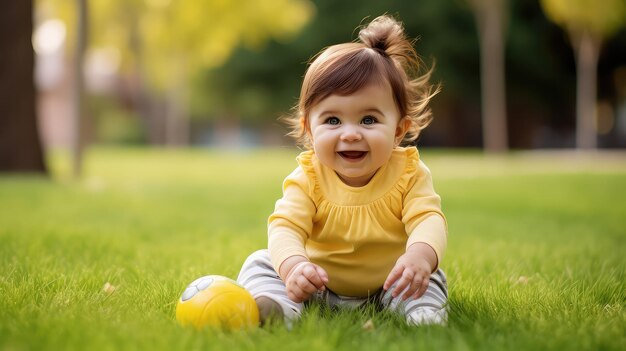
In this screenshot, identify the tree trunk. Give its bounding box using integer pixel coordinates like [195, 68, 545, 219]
[572, 30, 599, 149]
[472, 0, 509, 152]
[71, 0, 88, 178]
[0, 0, 47, 173]
[165, 58, 189, 146]
[127, 4, 162, 145]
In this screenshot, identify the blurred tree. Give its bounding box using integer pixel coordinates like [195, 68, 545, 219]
[0, 0, 47, 174]
[468, 0, 509, 152]
[197, 1, 481, 145]
[41, 0, 314, 146]
[541, 0, 626, 149]
[71, 0, 88, 178]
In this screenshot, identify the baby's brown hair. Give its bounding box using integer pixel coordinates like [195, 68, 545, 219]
[285, 15, 439, 149]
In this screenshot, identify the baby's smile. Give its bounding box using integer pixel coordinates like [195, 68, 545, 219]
[337, 151, 368, 162]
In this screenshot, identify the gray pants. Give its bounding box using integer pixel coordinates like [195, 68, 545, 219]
[237, 250, 448, 326]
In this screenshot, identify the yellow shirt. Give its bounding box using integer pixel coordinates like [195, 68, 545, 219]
[268, 147, 447, 297]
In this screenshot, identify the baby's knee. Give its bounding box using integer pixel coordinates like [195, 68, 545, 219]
[240, 249, 271, 269]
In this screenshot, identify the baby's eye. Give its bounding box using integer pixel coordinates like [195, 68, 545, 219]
[361, 116, 377, 125]
[325, 117, 340, 125]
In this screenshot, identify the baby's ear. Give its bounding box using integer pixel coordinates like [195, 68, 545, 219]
[395, 118, 411, 146]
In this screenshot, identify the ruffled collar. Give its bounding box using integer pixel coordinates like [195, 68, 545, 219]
[296, 147, 420, 205]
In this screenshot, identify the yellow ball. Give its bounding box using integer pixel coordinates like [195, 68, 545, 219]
[176, 275, 259, 330]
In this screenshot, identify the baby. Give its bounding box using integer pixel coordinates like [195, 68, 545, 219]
[237, 14, 448, 327]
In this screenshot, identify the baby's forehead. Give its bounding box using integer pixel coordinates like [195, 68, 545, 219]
[310, 82, 399, 115]
[311, 78, 392, 105]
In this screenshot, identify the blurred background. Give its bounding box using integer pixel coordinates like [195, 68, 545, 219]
[1, 0, 625, 175]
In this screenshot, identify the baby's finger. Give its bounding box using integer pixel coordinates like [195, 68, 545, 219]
[313, 265, 329, 291]
[295, 274, 318, 294]
[286, 283, 304, 302]
[412, 277, 430, 299]
[392, 269, 414, 298]
[288, 288, 308, 303]
[314, 265, 329, 283]
[402, 275, 423, 300]
[384, 265, 404, 290]
[302, 264, 326, 290]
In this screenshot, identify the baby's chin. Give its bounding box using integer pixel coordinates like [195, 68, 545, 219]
[335, 170, 377, 187]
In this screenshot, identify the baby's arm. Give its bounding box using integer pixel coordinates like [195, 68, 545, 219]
[268, 167, 327, 303]
[393, 159, 446, 300]
[279, 256, 329, 303]
[383, 242, 437, 300]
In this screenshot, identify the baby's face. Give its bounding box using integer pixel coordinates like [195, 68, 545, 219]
[308, 82, 406, 187]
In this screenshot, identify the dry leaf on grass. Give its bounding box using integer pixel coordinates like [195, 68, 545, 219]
[362, 319, 375, 331]
[103, 282, 116, 295]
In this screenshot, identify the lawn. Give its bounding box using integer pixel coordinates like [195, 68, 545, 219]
[0, 147, 624, 350]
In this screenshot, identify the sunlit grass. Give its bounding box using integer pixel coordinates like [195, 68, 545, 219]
[0, 147, 624, 350]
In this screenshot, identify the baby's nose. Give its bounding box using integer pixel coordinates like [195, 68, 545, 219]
[340, 126, 362, 141]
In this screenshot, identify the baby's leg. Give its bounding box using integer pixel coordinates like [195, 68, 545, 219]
[236, 249, 303, 326]
[379, 269, 448, 326]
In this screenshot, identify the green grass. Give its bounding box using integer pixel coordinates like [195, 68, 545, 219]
[0, 147, 624, 350]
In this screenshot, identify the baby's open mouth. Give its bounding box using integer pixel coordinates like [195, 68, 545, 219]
[338, 151, 367, 160]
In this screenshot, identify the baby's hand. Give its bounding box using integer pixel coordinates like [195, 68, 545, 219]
[285, 261, 329, 303]
[383, 245, 435, 300]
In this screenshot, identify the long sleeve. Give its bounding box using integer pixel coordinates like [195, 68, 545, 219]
[402, 159, 447, 268]
[267, 167, 317, 273]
